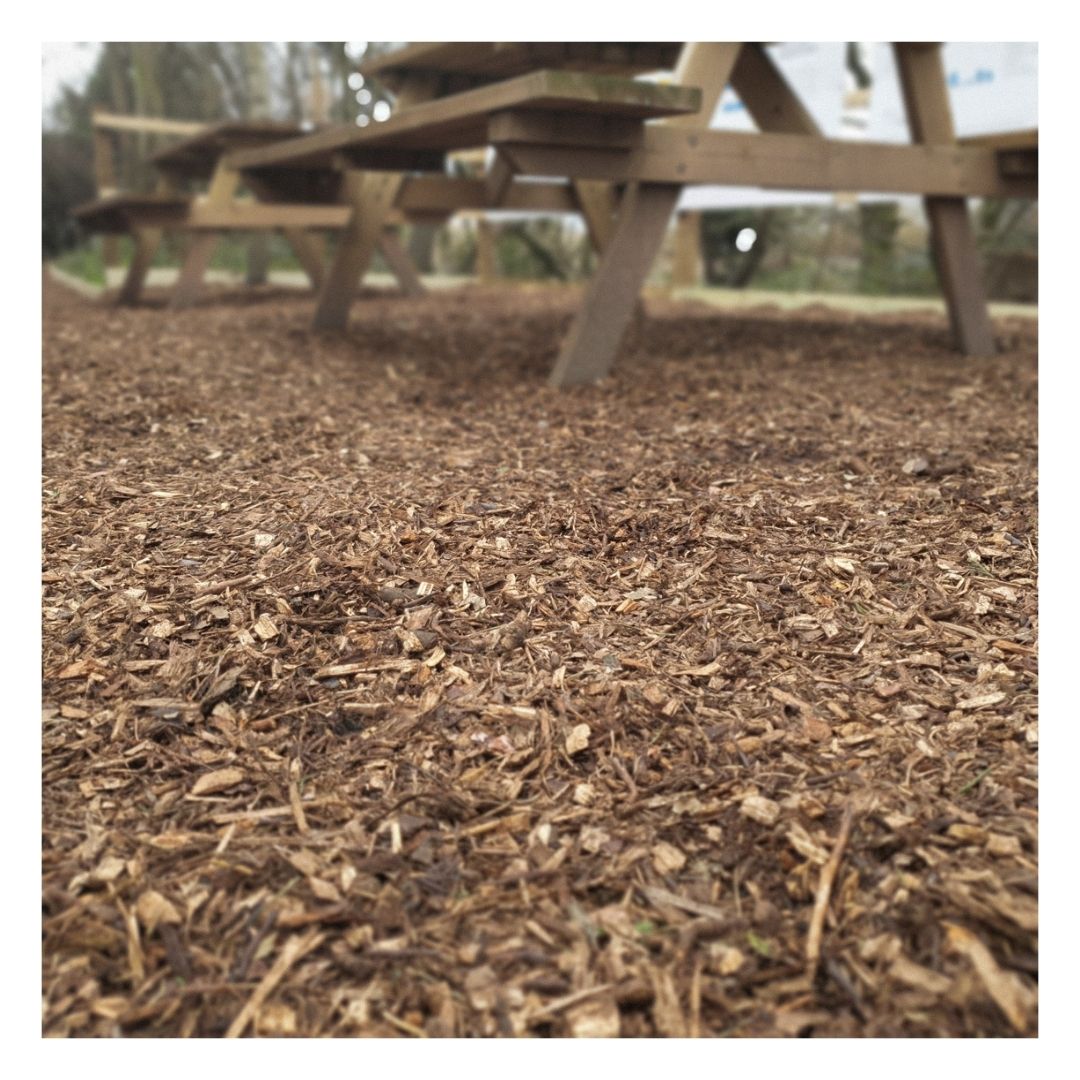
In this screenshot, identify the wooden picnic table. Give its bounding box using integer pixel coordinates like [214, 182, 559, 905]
[75, 116, 344, 306]
[226, 41, 1036, 385]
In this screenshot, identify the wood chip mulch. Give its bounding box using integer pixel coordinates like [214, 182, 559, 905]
[42, 276, 1037, 1037]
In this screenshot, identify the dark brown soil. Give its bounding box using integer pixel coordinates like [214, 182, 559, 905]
[42, 276, 1037, 1037]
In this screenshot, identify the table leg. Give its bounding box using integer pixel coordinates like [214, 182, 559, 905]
[894, 43, 995, 356]
[117, 228, 163, 305]
[549, 42, 744, 386]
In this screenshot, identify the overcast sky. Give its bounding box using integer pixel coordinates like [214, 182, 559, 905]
[42, 42, 102, 121]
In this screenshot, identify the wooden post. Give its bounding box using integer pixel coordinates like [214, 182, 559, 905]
[549, 43, 744, 387]
[311, 76, 436, 330]
[672, 210, 702, 288]
[169, 165, 241, 308]
[894, 43, 995, 356]
[377, 228, 427, 296]
[312, 171, 407, 328]
[572, 180, 618, 254]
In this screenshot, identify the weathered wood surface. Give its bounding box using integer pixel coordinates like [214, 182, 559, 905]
[74, 193, 192, 234]
[152, 121, 313, 180]
[895, 43, 996, 357]
[549, 43, 745, 388]
[496, 126, 1036, 199]
[229, 70, 702, 172]
[312, 172, 405, 329]
[358, 41, 684, 93]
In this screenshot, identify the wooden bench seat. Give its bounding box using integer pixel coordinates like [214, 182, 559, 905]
[229, 70, 702, 174]
[74, 193, 192, 234]
[152, 120, 315, 180]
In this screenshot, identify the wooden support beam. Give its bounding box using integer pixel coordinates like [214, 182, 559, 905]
[282, 229, 326, 290]
[496, 128, 1035, 199]
[376, 229, 427, 297]
[91, 111, 204, 137]
[572, 180, 618, 254]
[169, 165, 241, 309]
[312, 171, 406, 329]
[730, 44, 822, 136]
[894, 43, 995, 357]
[310, 76, 438, 330]
[549, 43, 745, 387]
[116, 228, 163, 305]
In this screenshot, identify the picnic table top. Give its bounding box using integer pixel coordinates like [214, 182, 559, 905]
[152, 120, 317, 179]
[359, 42, 683, 91]
[231, 69, 701, 173]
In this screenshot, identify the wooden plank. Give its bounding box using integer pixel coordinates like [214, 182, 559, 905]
[182, 203, 351, 229]
[91, 111, 204, 137]
[496, 127, 1036, 199]
[168, 165, 241, 309]
[730, 44, 822, 136]
[282, 229, 326, 290]
[310, 75, 439, 330]
[548, 183, 680, 386]
[573, 180, 617, 253]
[74, 193, 191, 233]
[376, 229, 427, 297]
[312, 171, 405, 329]
[169, 235, 219, 308]
[894, 43, 995, 357]
[152, 120, 312, 179]
[230, 70, 702, 172]
[957, 129, 1037, 152]
[487, 109, 646, 149]
[359, 42, 685, 93]
[550, 43, 745, 388]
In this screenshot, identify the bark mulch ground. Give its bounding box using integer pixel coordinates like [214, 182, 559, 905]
[42, 276, 1037, 1037]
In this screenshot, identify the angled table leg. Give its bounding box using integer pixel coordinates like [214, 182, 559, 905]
[894, 43, 995, 356]
[170, 234, 220, 308]
[243, 172, 327, 292]
[311, 76, 436, 330]
[117, 227, 163, 305]
[549, 183, 681, 386]
[312, 171, 408, 328]
[549, 42, 744, 387]
[573, 180, 617, 253]
[376, 229, 427, 297]
[169, 165, 242, 309]
[282, 228, 326, 290]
